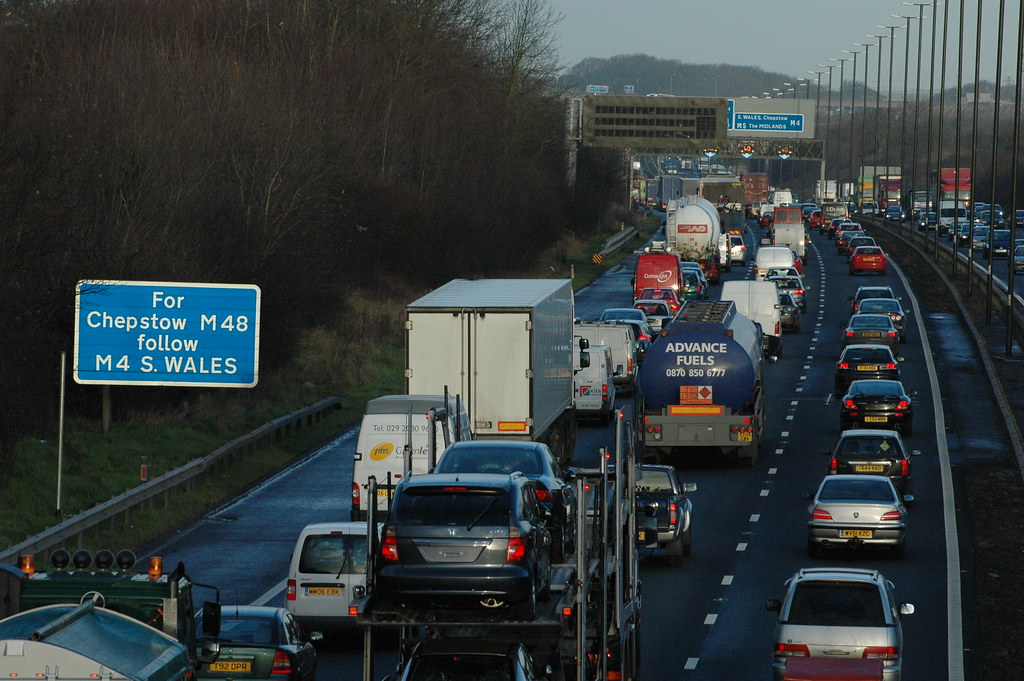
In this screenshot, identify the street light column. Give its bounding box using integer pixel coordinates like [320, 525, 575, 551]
[843, 49, 862, 202]
[904, 1, 930, 237]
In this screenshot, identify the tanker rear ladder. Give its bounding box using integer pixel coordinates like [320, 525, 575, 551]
[355, 410, 643, 681]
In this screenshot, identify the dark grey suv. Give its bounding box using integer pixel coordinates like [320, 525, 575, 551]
[375, 472, 552, 620]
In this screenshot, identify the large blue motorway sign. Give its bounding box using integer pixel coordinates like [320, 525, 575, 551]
[732, 112, 804, 132]
[74, 280, 261, 387]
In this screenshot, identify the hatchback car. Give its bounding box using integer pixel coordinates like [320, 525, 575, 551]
[825, 429, 919, 497]
[826, 218, 851, 238]
[840, 379, 915, 435]
[917, 211, 938, 231]
[768, 275, 808, 312]
[375, 472, 552, 620]
[806, 474, 907, 558]
[600, 307, 647, 325]
[986, 228, 1012, 258]
[849, 246, 888, 276]
[849, 286, 898, 314]
[845, 235, 877, 260]
[885, 204, 904, 221]
[807, 209, 824, 231]
[778, 291, 801, 332]
[634, 299, 674, 331]
[678, 271, 707, 301]
[766, 567, 914, 681]
[835, 226, 866, 254]
[433, 441, 576, 562]
[855, 298, 909, 341]
[195, 606, 320, 681]
[388, 639, 543, 681]
[729, 234, 748, 264]
[971, 225, 991, 251]
[834, 345, 901, 397]
[637, 287, 682, 313]
[1015, 245, 1024, 273]
[842, 314, 900, 352]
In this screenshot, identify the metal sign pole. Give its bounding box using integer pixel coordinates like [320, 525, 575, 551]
[57, 351, 66, 518]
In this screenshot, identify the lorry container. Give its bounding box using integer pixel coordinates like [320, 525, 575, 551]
[874, 175, 902, 209]
[405, 279, 578, 464]
[355, 416, 645, 681]
[742, 172, 770, 206]
[0, 601, 195, 681]
[940, 168, 971, 208]
[637, 300, 766, 466]
[815, 179, 838, 202]
[666, 196, 722, 263]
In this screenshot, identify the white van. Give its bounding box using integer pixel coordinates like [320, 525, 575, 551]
[286, 521, 371, 631]
[573, 344, 616, 423]
[573, 321, 637, 393]
[351, 394, 472, 521]
[720, 280, 782, 361]
[754, 245, 797, 281]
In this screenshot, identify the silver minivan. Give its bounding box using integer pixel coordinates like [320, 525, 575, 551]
[286, 521, 372, 632]
[766, 567, 914, 681]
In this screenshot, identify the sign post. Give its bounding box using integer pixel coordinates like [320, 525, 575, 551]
[74, 280, 261, 387]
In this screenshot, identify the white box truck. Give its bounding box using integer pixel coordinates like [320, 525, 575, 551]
[405, 279, 579, 464]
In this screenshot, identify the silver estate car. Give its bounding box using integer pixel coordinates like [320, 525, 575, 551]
[767, 567, 915, 681]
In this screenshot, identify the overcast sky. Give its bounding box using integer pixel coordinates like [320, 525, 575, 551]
[548, 0, 1017, 90]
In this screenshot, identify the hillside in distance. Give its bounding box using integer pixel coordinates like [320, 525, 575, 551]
[556, 54, 797, 98]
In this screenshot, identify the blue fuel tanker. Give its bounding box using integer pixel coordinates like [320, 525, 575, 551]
[637, 300, 766, 466]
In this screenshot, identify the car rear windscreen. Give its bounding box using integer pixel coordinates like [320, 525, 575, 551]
[395, 487, 510, 526]
[299, 533, 368, 575]
[786, 581, 886, 626]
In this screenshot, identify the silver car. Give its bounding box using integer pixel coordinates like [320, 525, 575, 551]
[768, 275, 808, 312]
[766, 567, 915, 681]
[806, 475, 907, 557]
[842, 313, 900, 352]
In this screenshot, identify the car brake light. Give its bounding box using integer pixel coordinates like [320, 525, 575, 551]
[286, 578, 296, 601]
[639, 334, 651, 342]
[811, 508, 832, 520]
[506, 527, 526, 562]
[844, 399, 857, 409]
[351, 482, 360, 511]
[381, 526, 399, 561]
[838, 362, 850, 369]
[272, 650, 293, 674]
[888, 331, 897, 338]
[534, 488, 551, 502]
[880, 510, 903, 521]
[901, 459, 910, 477]
[845, 331, 854, 337]
[897, 399, 909, 409]
[669, 502, 678, 527]
[886, 362, 897, 369]
[775, 643, 810, 657]
[795, 289, 804, 295]
[829, 458, 838, 474]
[628, 357, 634, 372]
[863, 646, 899, 660]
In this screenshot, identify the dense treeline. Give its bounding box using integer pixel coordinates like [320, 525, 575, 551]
[0, 0, 622, 467]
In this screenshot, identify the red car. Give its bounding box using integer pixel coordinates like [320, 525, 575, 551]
[807, 209, 824, 231]
[849, 245, 888, 275]
[637, 287, 682, 313]
[759, 212, 774, 229]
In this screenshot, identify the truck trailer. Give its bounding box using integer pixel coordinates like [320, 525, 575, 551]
[405, 279, 578, 465]
[637, 301, 766, 466]
[354, 414, 645, 681]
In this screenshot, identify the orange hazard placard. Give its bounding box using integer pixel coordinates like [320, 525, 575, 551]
[679, 385, 713, 404]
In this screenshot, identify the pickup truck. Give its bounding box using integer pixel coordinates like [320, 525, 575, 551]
[636, 464, 696, 566]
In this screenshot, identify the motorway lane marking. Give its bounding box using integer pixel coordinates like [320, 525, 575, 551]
[786, 414, 794, 420]
[704, 614, 718, 625]
[254, 578, 287, 606]
[775, 448, 784, 455]
[750, 514, 761, 522]
[736, 543, 748, 551]
[760, 489, 770, 497]
[791, 400, 799, 406]
[684, 658, 699, 670]
[781, 431, 789, 436]
[768, 467, 777, 475]
[721, 575, 734, 585]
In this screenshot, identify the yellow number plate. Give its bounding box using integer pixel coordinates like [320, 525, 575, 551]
[854, 464, 885, 472]
[210, 661, 252, 673]
[864, 416, 889, 423]
[305, 586, 342, 597]
[638, 530, 646, 541]
[861, 332, 882, 337]
[738, 431, 753, 442]
[856, 365, 879, 371]
[840, 529, 873, 538]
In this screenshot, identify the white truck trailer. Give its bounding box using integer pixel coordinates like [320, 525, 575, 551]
[405, 279, 579, 464]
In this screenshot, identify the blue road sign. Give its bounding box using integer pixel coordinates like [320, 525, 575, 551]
[731, 112, 804, 132]
[74, 280, 261, 387]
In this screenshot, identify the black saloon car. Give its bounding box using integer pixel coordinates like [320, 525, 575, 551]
[854, 297, 910, 342]
[839, 379, 916, 435]
[825, 429, 919, 498]
[376, 472, 552, 620]
[834, 345, 901, 397]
